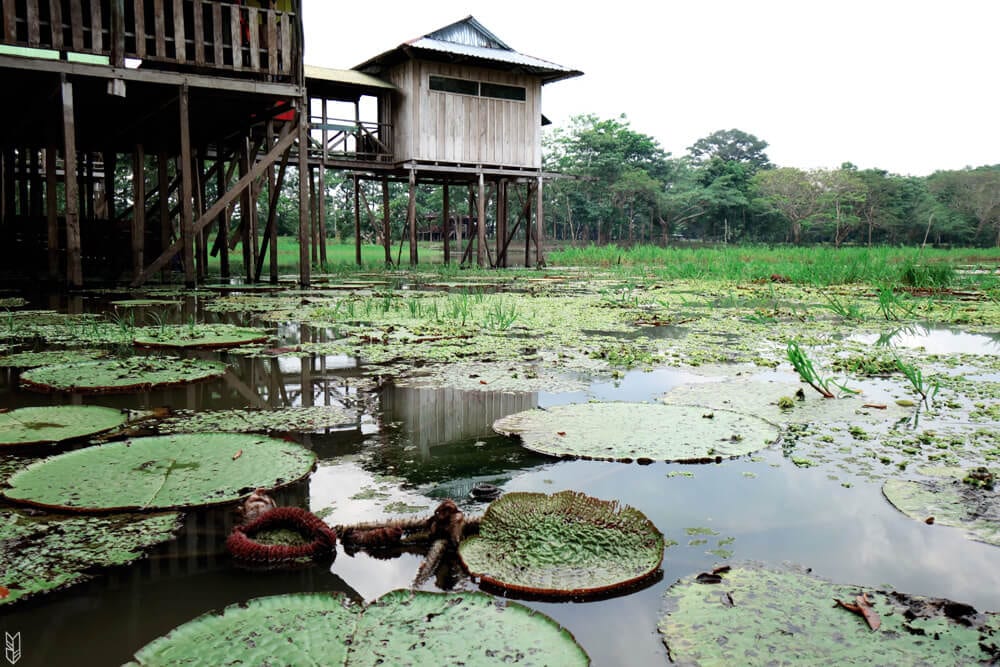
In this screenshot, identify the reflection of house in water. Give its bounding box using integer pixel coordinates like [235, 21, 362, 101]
[381, 384, 537, 453]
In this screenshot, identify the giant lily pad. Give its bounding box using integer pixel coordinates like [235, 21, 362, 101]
[133, 324, 270, 349]
[157, 406, 357, 435]
[2, 433, 316, 512]
[0, 348, 107, 368]
[0, 508, 181, 605]
[458, 490, 664, 597]
[19, 357, 226, 393]
[493, 403, 779, 463]
[883, 466, 1000, 546]
[0, 405, 127, 446]
[127, 590, 588, 666]
[659, 563, 1000, 664]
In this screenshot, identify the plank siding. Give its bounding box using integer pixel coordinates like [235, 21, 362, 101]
[26, 0, 39, 47]
[133, 0, 144, 57]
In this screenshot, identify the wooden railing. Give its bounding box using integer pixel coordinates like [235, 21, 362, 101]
[0, 0, 298, 79]
[308, 117, 393, 163]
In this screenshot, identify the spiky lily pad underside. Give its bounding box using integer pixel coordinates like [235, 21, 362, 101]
[659, 563, 1000, 665]
[133, 324, 271, 349]
[157, 406, 357, 435]
[493, 402, 779, 463]
[127, 590, 588, 666]
[0, 508, 181, 605]
[459, 490, 664, 598]
[0, 405, 127, 446]
[2, 433, 316, 512]
[19, 357, 226, 393]
[883, 466, 1000, 546]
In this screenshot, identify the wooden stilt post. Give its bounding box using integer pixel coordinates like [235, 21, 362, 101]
[29, 149, 42, 217]
[192, 149, 206, 281]
[18, 150, 28, 217]
[476, 172, 486, 267]
[132, 145, 145, 280]
[524, 182, 532, 268]
[407, 168, 417, 265]
[536, 176, 544, 267]
[60, 75, 82, 288]
[238, 137, 252, 282]
[104, 149, 116, 221]
[84, 153, 94, 219]
[158, 152, 170, 280]
[46, 146, 59, 280]
[309, 167, 318, 267]
[317, 161, 327, 268]
[297, 98, 311, 286]
[442, 183, 450, 265]
[381, 175, 391, 265]
[464, 185, 472, 265]
[496, 179, 506, 268]
[178, 84, 195, 287]
[353, 174, 361, 265]
[216, 141, 230, 279]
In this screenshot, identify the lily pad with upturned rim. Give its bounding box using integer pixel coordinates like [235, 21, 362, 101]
[2, 433, 316, 512]
[133, 324, 271, 349]
[126, 590, 589, 666]
[659, 563, 1000, 664]
[19, 357, 226, 393]
[0, 348, 108, 369]
[0, 405, 127, 446]
[458, 490, 664, 598]
[492, 402, 780, 463]
[0, 508, 181, 605]
[883, 466, 1000, 546]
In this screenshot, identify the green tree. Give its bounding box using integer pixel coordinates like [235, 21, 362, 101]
[687, 129, 772, 175]
[753, 167, 821, 244]
[927, 166, 1000, 246]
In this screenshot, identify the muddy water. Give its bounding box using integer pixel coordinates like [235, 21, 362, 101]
[2, 292, 1000, 667]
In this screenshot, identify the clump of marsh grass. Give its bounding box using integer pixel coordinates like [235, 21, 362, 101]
[787, 340, 858, 399]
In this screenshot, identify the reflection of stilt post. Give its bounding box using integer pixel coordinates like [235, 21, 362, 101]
[477, 172, 486, 267]
[60, 75, 82, 288]
[407, 169, 418, 265]
[300, 323, 313, 407]
[442, 183, 450, 265]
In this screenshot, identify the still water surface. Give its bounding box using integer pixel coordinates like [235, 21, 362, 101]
[2, 293, 999, 666]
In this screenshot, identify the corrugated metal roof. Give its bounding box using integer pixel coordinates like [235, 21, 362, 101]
[425, 16, 511, 50]
[304, 65, 396, 91]
[408, 37, 577, 76]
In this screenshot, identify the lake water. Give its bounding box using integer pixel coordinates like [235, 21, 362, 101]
[2, 291, 1000, 666]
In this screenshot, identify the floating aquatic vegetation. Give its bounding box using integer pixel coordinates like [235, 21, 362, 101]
[157, 406, 357, 434]
[0, 348, 107, 368]
[393, 360, 587, 394]
[109, 299, 179, 307]
[458, 490, 663, 598]
[19, 356, 227, 393]
[126, 590, 588, 666]
[659, 563, 1000, 664]
[226, 506, 337, 565]
[0, 405, 127, 446]
[0, 508, 181, 605]
[2, 433, 315, 512]
[883, 466, 1000, 546]
[133, 324, 271, 349]
[493, 403, 780, 463]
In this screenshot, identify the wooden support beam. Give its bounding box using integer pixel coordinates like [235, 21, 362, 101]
[132, 145, 146, 280]
[496, 180, 506, 268]
[111, 0, 126, 67]
[215, 141, 230, 279]
[382, 175, 391, 265]
[254, 143, 291, 282]
[476, 172, 486, 267]
[178, 84, 195, 287]
[46, 147, 58, 280]
[536, 176, 545, 267]
[442, 183, 450, 265]
[407, 169, 417, 265]
[193, 149, 207, 281]
[297, 101, 310, 286]
[497, 190, 531, 268]
[524, 182, 533, 268]
[132, 128, 296, 287]
[104, 149, 116, 221]
[60, 76, 82, 288]
[158, 152, 170, 280]
[353, 174, 361, 265]
[238, 137, 252, 282]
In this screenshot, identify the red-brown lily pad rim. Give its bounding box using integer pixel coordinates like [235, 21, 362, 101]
[227, 507, 338, 563]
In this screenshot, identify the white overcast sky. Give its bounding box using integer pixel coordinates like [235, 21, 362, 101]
[303, 0, 999, 176]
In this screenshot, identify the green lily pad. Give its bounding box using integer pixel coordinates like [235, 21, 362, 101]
[0, 348, 108, 368]
[0, 405, 127, 446]
[394, 361, 586, 393]
[458, 490, 664, 597]
[2, 433, 316, 512]
[883, 466, 1000, 546]
[133, 324, 271, 349]
[659, 563, 1000, 664]
[0, 508, 181, 605]
[127, 590, 588, 666]
[19, 357, 226, 393]
[109, 299, 180, 307]
[157, 406, 357, 434]
[493, 403, 780, 463]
